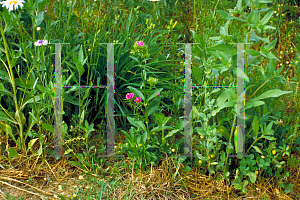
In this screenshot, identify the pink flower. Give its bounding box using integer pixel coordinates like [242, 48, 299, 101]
[126, 93, 134, 99]
[136, 41, 144, 46]
[158, 93, 160, 95]
[134, 97, 142, 103]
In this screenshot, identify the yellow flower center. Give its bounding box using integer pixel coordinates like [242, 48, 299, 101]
[9, 1, 18, 5]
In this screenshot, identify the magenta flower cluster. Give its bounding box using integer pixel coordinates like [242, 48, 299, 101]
[136, 41, 144, 46]
[126, 93, 142, 104]
[126, 92, 160, 104]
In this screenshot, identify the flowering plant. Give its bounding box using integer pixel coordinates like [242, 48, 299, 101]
[130, 40, 149, 60]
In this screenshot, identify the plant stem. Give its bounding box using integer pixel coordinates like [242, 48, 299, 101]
[246, 79, 270, 102]
[224, 114, 237, 176]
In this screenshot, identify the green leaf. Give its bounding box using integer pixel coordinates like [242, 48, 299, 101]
[127, 116, 146, 132]
[266, 59, 276, 77]
[64, 149, 73, 155]
[182, 165, 191, 172]
[127, 86, 145, 101]
[37, 144, 43, 155]
[260, 11, 273, 25]
[248, 11, 258, 24]
[142, 131, 147, 144]
[20, 96, 41, 111]
[217, 126, 230, 142]
[42, 123, 54, 133]
[192, 65, 203, 85]
[6, 148, 19, 158]
[207, 44, 235, 58]
[217, 10, 229, 19]
[251, 32, 269, 43]
[252, 116, 259, 139]
[147, 88, 163, 102]
[245, 49, 260, 57]
[233, 182, 243, 190]
[146, 98, 160, 116]
[27, 138, 38, 153]
[192, 105, 200, 119]
[212, 102, 235, 116]
[264, 52, 279, 61]
[163, 129, 179, 141]
[154, 113, 165, 127]
[247, 172, 257, 183]
[33, 11, 44, 26]
[0, 111, 17, 125]
[245, 100, 265, 110]
[252, 146, 263, 154]
[262, 39, 277, 52]
[248, 89, 292, 102]
[163, 116, 173, 126]
[262, 136, 276, 140]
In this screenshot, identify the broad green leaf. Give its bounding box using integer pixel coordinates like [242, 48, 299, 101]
[64, 149, 73, 155]
[163, 129, 179, 141]
[182, 165, 191, 172]
[127, 86, 145, 101]
[207, 44, 235, 58]
[262, 39, 277, 52]
[146, 98, 160, 116]
[262, 136, 276, 140]
[154, 113, 165, 127]
[212, 102, 235, 116]
[0, 111, 17, 125]
[79, 110, 85, 125]
[142, 131, 147, 144]
[163, 116, 173, 126]
[245, 49, 260, 57]
[147, 88, 163, 102]
[266, 59, 276, 77]
[6, 148, 19, 158]
[27, 138, 38, 152]
[37, 144, 43, 155]
[192, 65, 203, 85]
[247, 172, 257, 183]
[248, 89, 292, 102]
[42, 123, 54, 133]
[217, 10, 229, 19]
[248, 11, 258, 24]
[20, 96, 41, 110]
[252, 116, 259, 139]
[252, 146, 263, 154]
[264, 52, 279, 61]
[217, 126, 230, 142]
[251, 32, 269, 43]
[262, 25, 276, 30]
[249, 64, 265, 75]
[33, 11, 44, 26]
[192, 105, 200, 119]
[260, 11, 274, 25]
[215, 89, 230, 108]
[245, 100, 265, 110]
[127, 116, 146, 132]
[15, 110, 26, 127]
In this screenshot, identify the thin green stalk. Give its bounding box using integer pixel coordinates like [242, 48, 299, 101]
[224, 114, 237, 176]
[246, 79, 270, 102]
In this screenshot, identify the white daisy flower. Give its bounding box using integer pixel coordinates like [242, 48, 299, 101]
[0, 0, 25, 12]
